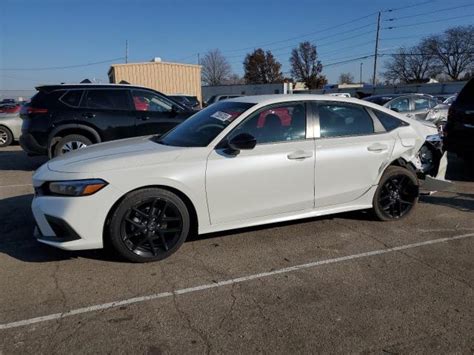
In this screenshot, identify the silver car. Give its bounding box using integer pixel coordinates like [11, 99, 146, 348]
[0, 110, 22, 147]
[383, 94, 439, 121]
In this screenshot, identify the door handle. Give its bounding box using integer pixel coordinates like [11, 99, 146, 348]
[287, 150, 313, 160]
[367, 143, 388, 152]
[139, 116, 151, 121]
[406, 113, 413, 118]
[82, 113, 95, 119]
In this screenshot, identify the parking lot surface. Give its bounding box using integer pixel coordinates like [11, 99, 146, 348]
[0, 145, 473, 354]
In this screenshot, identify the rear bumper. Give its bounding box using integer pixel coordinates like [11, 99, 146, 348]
[19, 133, 47, 156]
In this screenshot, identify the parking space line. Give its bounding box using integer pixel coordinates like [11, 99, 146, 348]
[1, 233, 473, 331]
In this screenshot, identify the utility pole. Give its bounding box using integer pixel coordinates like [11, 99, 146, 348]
[125, 40, 128, 64]
[360, 62, 363, 84]
[372, 11, 381, 86]
[197, 53, 200, 65]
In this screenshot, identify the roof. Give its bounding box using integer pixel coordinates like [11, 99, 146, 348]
[109, 61, 201, 69]
[35, 83, 157, 91]
[225, 94, 367, 105]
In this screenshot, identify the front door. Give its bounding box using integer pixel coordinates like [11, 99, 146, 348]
[206, 102, 315, 225]
[131, 90, 188, 137]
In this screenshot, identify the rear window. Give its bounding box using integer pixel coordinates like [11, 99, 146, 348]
[82, 90, 130, 110]
[30, 90, 65, 108]
[373, 110, 408, 131]
[59, 90, 83, 107]
[456, 79, 474, 106]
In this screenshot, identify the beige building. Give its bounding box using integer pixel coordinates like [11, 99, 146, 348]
[108, 59, 202, 102]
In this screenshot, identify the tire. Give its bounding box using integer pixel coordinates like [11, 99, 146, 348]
[0, 126, 13, 148]
[108, 188, 191, 262]
[372, 166, 419, 221]
[53, 134, 92, 157]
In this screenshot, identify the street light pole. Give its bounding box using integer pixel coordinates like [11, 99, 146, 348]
[360, 62, 363, 84]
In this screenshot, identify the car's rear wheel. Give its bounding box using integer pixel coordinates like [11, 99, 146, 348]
[53, 134, 92, 157]
[0, 126, 13, 147]
[108, 188, 190, 262]
[372, 166, 419, 221]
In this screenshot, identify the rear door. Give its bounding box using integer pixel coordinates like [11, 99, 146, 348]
[313, 101, 396, 207]
[80, 89, 135, 141]
[131, 90, 190, 137]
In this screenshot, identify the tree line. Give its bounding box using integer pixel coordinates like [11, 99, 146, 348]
[201, 25, 473, 88]
[383, 25, 474, 84]
[201, 41, 327, 89]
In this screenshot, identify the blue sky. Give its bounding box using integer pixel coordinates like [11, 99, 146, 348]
[1, 0, 473, 90]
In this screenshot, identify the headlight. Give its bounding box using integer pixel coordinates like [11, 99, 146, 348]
[48, 179, 108, 196]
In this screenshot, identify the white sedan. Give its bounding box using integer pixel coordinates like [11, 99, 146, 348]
[32, 95, 445, 262]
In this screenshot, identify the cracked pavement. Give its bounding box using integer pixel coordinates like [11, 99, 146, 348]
[0, 145, 473, 354]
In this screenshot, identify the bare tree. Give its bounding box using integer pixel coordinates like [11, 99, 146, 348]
[425, 25, 474, 80]
[222, 73, 245, 85]
[290, 42, 327, 89]
[383, 42, 441, 84]
[201, 49, 232, 86]
[243, 49, 283, 84]
[338, 72, 354, 84]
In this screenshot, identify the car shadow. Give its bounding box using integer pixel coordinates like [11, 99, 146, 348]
[420, 192, 474, 213]
[0, 147, 47, 172]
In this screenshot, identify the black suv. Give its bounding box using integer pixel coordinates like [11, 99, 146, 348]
[444, 79, 474, 162]
[20, 84, 194, 157]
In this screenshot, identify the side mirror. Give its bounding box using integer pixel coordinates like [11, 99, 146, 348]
[226, 133, 257, 153]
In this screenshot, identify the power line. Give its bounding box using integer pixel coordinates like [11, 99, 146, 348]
[384, 13, 474, 30]
[384, 3, 474, 21]
[383, 0, 436, 13]
[0, 57, 125, 71]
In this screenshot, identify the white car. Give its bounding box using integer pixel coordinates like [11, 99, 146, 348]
[31, 95, 445, 262]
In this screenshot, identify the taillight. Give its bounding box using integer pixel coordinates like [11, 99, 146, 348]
[27, 107, 48, 114]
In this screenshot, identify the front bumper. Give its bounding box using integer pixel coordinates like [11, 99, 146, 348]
[32, 184, 124, 251]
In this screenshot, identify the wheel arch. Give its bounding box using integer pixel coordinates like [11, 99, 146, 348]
[102, 185, 199, 247]
[0, 124, 13, 136]
[48, 124, 102, 157]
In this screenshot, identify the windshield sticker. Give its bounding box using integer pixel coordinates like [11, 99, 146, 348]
[211, 111, 233, 122]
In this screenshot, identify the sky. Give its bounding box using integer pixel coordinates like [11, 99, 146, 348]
[1, 0, 473, 90]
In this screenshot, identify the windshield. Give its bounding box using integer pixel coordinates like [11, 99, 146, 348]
[157, 101, 255, 147]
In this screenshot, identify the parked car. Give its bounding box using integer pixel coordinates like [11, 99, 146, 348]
[31, 94, 446, 262]
[443, 79, 474, 161]
[0, 103, 21, 114]
[326, 93, 351, 98]
[20, 84, 194, 158]
[364, 93, 439, 121]
[168, 95, 201, 111]
[0, 110, 22, 147]
[204, 94, 243, 107]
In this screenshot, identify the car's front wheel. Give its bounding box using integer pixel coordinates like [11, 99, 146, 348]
[108, 188, 190, 262]
[372, 166, 419, 221]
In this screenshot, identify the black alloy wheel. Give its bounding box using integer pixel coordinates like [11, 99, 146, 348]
[109, 188, 190, 262]
[373, 166, 419, 221]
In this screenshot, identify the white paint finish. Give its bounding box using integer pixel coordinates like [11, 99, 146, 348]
[0, 184, 33, 188]
[1, 233, 472, 331]
[315, 132, 396, 207]
[206, 139, 315, 224]
[30, 95, 440, 251]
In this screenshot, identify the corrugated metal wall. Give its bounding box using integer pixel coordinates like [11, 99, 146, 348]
[109, 61, 202, 103]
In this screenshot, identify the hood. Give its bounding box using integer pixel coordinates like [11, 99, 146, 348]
[47, 136, 186, 173]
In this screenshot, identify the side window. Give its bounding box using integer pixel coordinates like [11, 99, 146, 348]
[429, 99, 438, 108]
[230, 103, 306, 144]
[389, 98, 410, 112]
[82, 90, 130, 110]
[413, 98, 430, 110]
[60, 90, 83, 107]
[132, 90, 173, 112]
[318, 102, 374, 138]
[373, 110, 407, 131]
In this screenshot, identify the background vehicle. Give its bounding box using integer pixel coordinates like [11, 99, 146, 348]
[20, 84, 194, 158]
[444, 79, 474, 162]
[31, 95, 445, 262]
[204, 94, 243, 107]
[364, 93, 438, 121]
[168, 95, 201, 111]
[0, 109, 22, 147]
